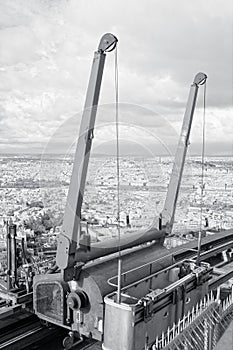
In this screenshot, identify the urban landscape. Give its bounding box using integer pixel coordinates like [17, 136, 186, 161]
[0, 154, 232, 256]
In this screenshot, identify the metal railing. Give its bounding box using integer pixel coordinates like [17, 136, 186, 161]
[151, 287, 233, 350]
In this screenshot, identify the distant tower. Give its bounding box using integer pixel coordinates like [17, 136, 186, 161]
[126, 214, 131, 228]
[159, 213, 162, 230]
[204, 217, 209, 228]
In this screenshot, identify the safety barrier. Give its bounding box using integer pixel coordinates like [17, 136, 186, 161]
[152, 287, 233, 350]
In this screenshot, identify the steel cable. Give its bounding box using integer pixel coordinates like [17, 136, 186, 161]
[114, 46, 122, 303]
[197, 81, 207, 266]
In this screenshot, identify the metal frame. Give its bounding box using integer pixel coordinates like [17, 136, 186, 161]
[56, 34, 118, 281]
[161, 72, 207, 234]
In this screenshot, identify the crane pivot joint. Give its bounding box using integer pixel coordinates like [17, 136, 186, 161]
[98, 33, 118, 53]
[193, 72, 207, 86]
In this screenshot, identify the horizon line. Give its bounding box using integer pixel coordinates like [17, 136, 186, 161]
[0, 152, 232, 158]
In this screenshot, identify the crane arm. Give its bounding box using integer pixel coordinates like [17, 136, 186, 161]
[161, 72, 207, 235]
[56, 33, 118, 281]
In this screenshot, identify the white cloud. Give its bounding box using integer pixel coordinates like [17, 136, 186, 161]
[0, 0, 232, 154]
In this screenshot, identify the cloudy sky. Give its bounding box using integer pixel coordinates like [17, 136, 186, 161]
[0, 0, 232, 155]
